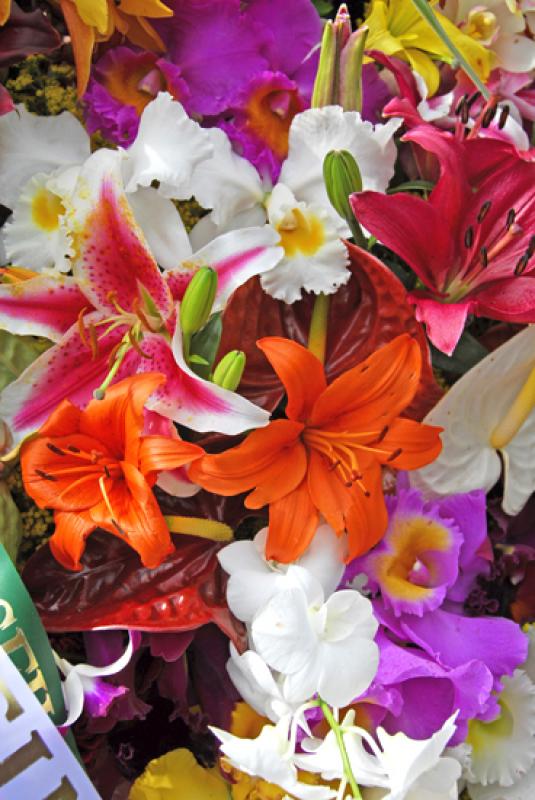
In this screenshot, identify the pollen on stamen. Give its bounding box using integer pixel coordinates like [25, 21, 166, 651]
[498, 105, 510, 130]
[477, 201, 491, 223]
[480, 246, 488, 268]
[387, 447, 403, 462]
[47, 443, 66, 456]
[35, 469, 57, 481]
[506, 208, 516, 230]
[515, 253, 530, 276]
[464, 227, 474, 248]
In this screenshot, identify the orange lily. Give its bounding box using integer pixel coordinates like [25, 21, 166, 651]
[189, 335, 442, 563]
[20, 373, 203, 571]
[57, 0, 173, 95]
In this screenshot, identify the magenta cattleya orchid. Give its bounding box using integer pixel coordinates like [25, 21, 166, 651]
[0, 148, 283, 443]
[351, 126, 535, 355]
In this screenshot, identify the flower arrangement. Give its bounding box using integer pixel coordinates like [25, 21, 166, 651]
[0, 1, 534, 799]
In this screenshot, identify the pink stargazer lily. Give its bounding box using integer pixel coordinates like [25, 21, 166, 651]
[0, 149, 283, 443]
[351, 126, 535, 355]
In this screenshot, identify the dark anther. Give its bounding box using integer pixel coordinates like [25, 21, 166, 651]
[464, 226, 474, 248]
[527, 236, 535, 257]
[67, 445, 81, 453]
[376, 425, 389, 443]
[498, 105, 510, 130]
[454, 94, 468, 115]
[481, 104, 497, 128]
[460, 103, 469, 125]
[515, 253, 530, 276]
[477, 201, 491, 223]
[387, 448, 403, 462]
[506, 208, 516, 230]
[104, 465, 111, 478]
[466, 91, 481, 109]
[112, 519, 126, 535]
[480, 246, 488, 268]
[36, 469, 57, 482]
[363, 490, 371, 498]
[47, 443, 66, 456]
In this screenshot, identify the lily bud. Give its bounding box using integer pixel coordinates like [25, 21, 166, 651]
[180, 267, 218, 337]
[213, 350, 246, 391]
[323, 150, 366, 247]
[311, 4, 367, 111]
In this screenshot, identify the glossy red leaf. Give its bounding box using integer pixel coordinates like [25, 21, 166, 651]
[218, 242, 442, 420]
[23, 531, 246, 649]
[0, 2, 61, 67]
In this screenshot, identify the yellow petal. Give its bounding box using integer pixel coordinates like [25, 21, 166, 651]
[116, 0, 173, 18]
[0, 0, 10, 26]
[130, 749, 230, 800]
[73, 0, 109, 35]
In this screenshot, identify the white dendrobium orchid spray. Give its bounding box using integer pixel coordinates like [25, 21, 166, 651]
[411, 325, 535, 516]
[189, 105, 401, 302]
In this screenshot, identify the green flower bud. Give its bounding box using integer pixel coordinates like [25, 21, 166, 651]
[180, 267, 218, 338]
[323, 150, 366, 247]
[212, 350, 246, 391]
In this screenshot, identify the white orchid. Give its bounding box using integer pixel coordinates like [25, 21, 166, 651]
[189, 105, 401, 302]
[411, 325, 535, 516]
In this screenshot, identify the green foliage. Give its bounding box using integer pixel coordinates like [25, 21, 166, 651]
[0, 331, 50, 393]
[0, 481, 23, 562]
[313, 0, 334, 15]
[189, 313, 223, 379]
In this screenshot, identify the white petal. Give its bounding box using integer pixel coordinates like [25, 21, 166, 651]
[252, 587, 318, 675]
[494, 32, 535, 72]
[0, 106, 90, 208]
[323, 590, 378, 643]
[127, 186, 192, 269]
[317, 636, 379, 708]
[296, 523, 346, 600]
[279, 106, 401, 212]
[188, 205, 268, 250]
[190, 127, 265, 226]
[123, 93, 213, 199]
[227, 646, 292, 722]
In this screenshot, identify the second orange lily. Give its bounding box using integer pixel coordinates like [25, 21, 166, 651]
[189, 335, 443, 563]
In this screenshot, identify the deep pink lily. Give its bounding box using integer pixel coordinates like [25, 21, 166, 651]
[351, 126, 535, 355]
[0, 149, 282, 443]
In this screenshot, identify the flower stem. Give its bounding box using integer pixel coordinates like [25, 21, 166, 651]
[319, 699, 362, 800]
[308, 293, 330, 364]
[410, 0, 490, 100]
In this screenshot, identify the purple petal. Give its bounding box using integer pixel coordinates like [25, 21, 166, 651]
[83, 677, 128, 718]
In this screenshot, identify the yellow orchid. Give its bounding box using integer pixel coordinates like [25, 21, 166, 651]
[57, 0, 173, 96]
[364, 0, 493, 95]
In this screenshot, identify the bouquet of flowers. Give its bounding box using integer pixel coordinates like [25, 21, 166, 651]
[0, 1, 535, 798]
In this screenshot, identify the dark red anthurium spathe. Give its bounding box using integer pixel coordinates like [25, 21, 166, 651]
[351, 126, 535, 355]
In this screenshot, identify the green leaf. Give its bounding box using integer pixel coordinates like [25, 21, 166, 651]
[189, 313, 223, 379]
[0, 482, 23, 562]
[313, 0, 334, 15]
[431, 331, 489, 376]
[0, 331, 50, 393]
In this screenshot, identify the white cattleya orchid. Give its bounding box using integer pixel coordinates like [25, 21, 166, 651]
[54, 633, 134, 727]
[411, 325, 535, 516]
[251, 578, 379, 708]
[189, 105, 401, 302]
[226, 645, 297, 723]
[218, 523, 345, 624]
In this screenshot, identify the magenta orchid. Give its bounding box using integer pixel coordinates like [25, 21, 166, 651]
[0, 148, 282, 443]
[351, 125, 535, 354]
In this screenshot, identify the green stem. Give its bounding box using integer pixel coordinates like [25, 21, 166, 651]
[320, 700, 362, 800]
[93, 337, 131, 400]
[410, 0, 490, 100]
[308, 293, 330, 364]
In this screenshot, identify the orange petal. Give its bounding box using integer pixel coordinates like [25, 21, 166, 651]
[117, 0, 173, 18]
[49, 510, 96, 571]
[307, 449, 353, 535]
[257, 337, 326, 422]
[344, 463, 388, 561]
[0, 0, 10, 26]
[60, 0, 95, 96]
[91, 463, 174, 568]
[37, 398, 82, 438]
[378, 417, 443, 470]
[21, 433, 108, 511]
[80, 373, 166, 462]
[265, 478, 319, 563]
[309, 335, 421, 430]
[188, 419, 304, 496]
[116, 10, 166, 51]
[138, 435, 204, 479]
[245, 439, 308, 508]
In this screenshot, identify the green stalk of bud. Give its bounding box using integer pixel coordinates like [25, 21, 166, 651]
[180, 267, 218, 358]
[323, 149, 366, 247]
[311, 4, 351, 108]
[212, 350, 246, 391]
[340, 26, 368, 113]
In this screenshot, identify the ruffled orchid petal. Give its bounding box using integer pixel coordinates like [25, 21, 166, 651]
[0, 312, 127, 443]
[0, 105, 90, 208]
[123, 92, 213, 198]
[67, 148, 173, 319]
[0, 274, 90, 342]
[165, 225, 283, 309]
[131, 325, 270, 434]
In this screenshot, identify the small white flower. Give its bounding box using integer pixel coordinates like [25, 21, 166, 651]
[226, 645, 297, 723]
[218, 523, 345, 624]
[251, 581, 379, 708]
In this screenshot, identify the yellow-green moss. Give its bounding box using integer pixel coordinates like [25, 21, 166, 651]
[6, 55, 79, 117]
[176, 199, 206, 232]
[6, 465, 53, 568]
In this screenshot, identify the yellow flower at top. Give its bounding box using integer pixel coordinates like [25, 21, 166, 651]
[364, 0, 493, 95]
[129, 748, 230, 800]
